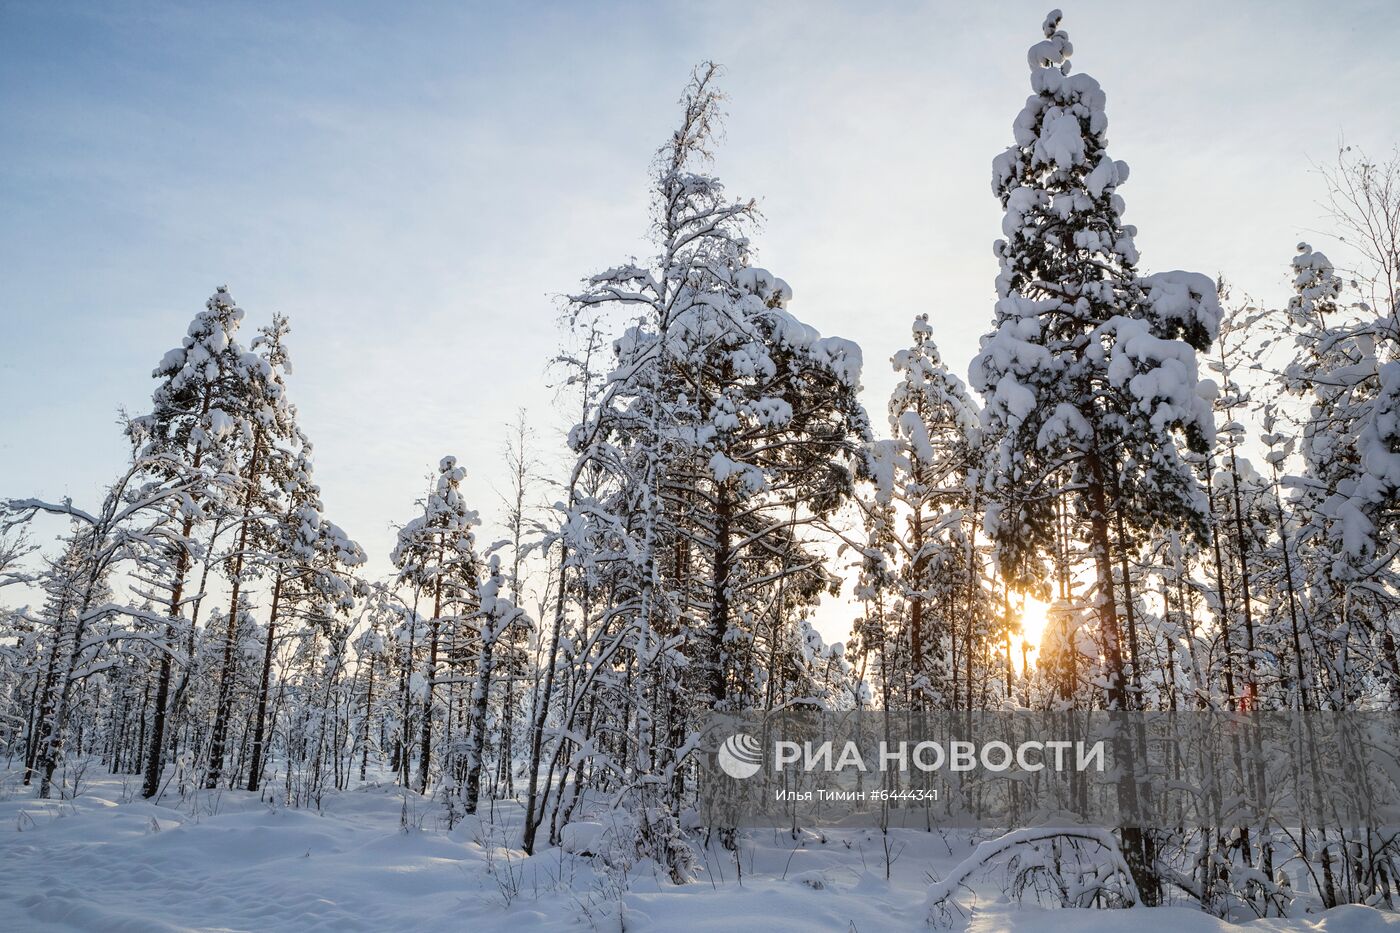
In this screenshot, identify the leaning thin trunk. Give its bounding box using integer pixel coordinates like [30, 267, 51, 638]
[708, 482, 733, 708]
[143, 390, 211, 799]
[523, 543, 568, 853]
[246, 572, 284, 792]
[418, 568, 444, 794]
[463, 615, 501, 815]
[1085, 449, 1156, 904]
[206, 437, 263, 790]
[1226, 444, 1259, 709]
[360, 649, 375, 782]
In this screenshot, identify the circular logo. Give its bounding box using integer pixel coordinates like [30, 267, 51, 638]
[717, 733, 763, 779]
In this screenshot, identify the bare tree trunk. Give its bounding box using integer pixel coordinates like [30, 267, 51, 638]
[708, 483, 732, 708]
[463, 613, 501, 815]
[360, 650, 375, 782]
[207, 438, 263, 789]
[1271, 474, 1314, 712]
[246, 573, 284, 792]
[26, 607, 66, 785]
[1205, 458, 1239, 710]
[523, 543, 567, 854]
[418, 571, 444, 794]
[1226, 444, 1259, 709]
[963, 493, 980, 714]
[142, 389, 212, 799]
[1085, 450, 1156, 904]
[909, 474, 927, 708]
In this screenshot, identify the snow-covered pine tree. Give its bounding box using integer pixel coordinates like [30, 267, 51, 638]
[970, 10, 1221, 900]
[390, 456, 481, 793]
[867, 315, 984, 708]
[205, 312, 301, 789]
[127, 286, 248, 798]
[1305, 149, 1400, 710]
[351, 595, 394, 782]
[1203, 293, 1270, 711]
[245, 440, 365, 792]
[459, 554, 530, 815]
[1280, 242, 1400, 706]
[850, 450, 899, 707]
[971, 9, 1219, 712]
[1260, 407, 1316, 712]
[557, 61, 869, 873]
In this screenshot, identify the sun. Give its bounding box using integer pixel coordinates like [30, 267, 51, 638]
[1015, 593, 1052, 666]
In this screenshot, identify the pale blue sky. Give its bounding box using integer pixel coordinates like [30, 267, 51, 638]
[3, 0, 1398, 633]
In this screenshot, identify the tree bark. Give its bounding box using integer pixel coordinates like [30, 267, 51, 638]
[246, 573, 283, 792]
[206, 438, 263, 789]
[418, 570, 444, 794]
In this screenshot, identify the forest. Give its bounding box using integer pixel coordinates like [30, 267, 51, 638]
[2, 9, 1398, 929]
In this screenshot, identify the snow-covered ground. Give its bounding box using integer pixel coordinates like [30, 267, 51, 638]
[0, 768, 1397, 932]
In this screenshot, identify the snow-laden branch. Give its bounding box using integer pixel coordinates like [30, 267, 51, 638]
[925, 827, 1141, 912]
